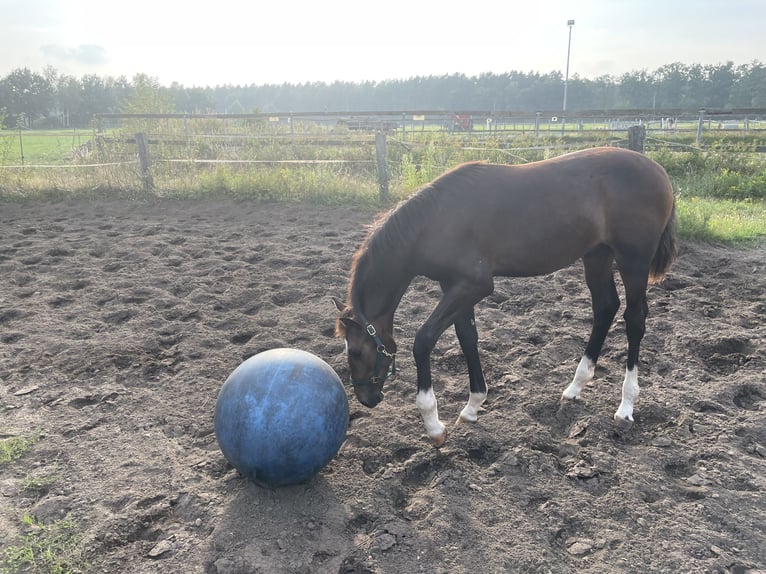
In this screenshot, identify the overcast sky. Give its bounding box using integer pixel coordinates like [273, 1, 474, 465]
[2, 0, 764, 86]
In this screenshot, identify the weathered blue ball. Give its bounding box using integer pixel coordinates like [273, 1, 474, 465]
[214, 348, 349, 487]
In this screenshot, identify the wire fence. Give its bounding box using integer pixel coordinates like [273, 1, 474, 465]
[1, 109, 765, 198]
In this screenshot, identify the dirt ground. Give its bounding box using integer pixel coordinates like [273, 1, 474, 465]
[0, 199, 764, 574]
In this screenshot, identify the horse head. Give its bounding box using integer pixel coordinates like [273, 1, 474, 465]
[332, 297, 397, 408]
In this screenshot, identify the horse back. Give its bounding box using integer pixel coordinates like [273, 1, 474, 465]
[413, 147, 675, 278]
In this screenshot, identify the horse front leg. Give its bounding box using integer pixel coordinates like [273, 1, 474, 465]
[453, 308, 487, 424]
[414, 383, 446, 447]
[414, 277, 493, 447]
[413, 318, 448, 446]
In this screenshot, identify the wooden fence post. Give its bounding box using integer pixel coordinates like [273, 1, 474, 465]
[95, 115, 104, 159]
[375, 131, 389, 201]
[535, 112, 541, 138]
[17, 127, 25, 166]
[696, 108, 705, 146]
[627, 125, 646, 153]
[135, 132, 153, 192]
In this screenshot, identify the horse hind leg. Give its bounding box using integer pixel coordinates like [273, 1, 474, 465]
[562, 246, 620, 401]
[453, 308, 488, 424]
[614, 265, 650, 429]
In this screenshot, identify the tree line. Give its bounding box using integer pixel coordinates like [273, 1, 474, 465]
[1, 61, 765, 129]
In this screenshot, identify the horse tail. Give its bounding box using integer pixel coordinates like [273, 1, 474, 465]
[649, 201, 678, 284]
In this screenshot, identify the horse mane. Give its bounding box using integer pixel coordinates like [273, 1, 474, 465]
[342, 162, 486, 322]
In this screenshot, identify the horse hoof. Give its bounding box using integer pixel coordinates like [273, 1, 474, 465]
[430, 432, 447, 448]
[455, 414, 476, 425]
[613, 415, 634, 430]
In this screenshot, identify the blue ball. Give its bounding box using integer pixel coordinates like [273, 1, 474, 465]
[214, 348, 349, 487]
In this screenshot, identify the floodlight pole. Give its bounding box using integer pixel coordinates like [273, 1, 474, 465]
[561, 19, 575, 135]
[563, 19, 575, 113]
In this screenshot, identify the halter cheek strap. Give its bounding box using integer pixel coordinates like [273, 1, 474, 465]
[350, 314, 397, 387]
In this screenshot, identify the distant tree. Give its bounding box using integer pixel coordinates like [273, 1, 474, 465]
[705, 62, 736, 108]
[55, 74, 84, 126]
[4, 62, 766, 128]
[167, 82, 215, 113]
[122, 74, 175, 114]
[730, 61, 766, 107]
[107, 75, 132, 111]
[569, 74, 618, 110]
[0, 82, 9, 127]
[653, 62, 690, 109]
[617, 70, 657, 109]
[0, 67, 54, 128]
[78, 74, 115, 120]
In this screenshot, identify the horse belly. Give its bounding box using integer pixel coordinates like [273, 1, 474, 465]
[486, 215, 602, 277]
[493, 244, 590, 277]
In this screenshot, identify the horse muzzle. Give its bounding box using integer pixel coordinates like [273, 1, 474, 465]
[354, 386, 384, 408]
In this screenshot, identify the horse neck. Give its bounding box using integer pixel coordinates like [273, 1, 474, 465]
[352, 255, 412, 332]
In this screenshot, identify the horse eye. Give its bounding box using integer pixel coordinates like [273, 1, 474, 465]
[348, 348, 362, 359]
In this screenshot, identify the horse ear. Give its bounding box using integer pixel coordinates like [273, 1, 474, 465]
[330, 296, 352, 317]
[332, 297, 358, 337]
[337, 316, 363, 338]
[336, 317, 365, 338]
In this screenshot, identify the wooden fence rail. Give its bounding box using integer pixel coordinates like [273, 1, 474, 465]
[4, 110, 766, 198]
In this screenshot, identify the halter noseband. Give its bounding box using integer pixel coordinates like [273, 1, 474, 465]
[350, 313, 397, 387]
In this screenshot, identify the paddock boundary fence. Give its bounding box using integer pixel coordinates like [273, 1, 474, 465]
[2, 108, 765, 198]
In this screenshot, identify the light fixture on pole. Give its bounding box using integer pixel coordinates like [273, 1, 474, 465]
[562, 19, 575, 112]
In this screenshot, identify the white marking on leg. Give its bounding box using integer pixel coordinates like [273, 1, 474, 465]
[562, 356, 595, 400]
[459, 392, 487, 423]
[416, 388, 446, 443]
[614, 367, 639, 423]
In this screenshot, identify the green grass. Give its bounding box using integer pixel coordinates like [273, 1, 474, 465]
[1, 514, 81, 574]
[169, 164, 382, 205]
[0, 432, 40, 464]
[0, 130, 94, 165]
[668, 155, 766, 242]
[19, 473, 58, 499]
[676, 196, 766, 243]
[0, 433, 80, 574]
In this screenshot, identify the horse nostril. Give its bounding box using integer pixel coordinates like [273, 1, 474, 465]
[357, 390, 383, 408]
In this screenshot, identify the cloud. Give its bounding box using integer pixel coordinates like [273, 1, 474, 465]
[40, 44, 109, 66]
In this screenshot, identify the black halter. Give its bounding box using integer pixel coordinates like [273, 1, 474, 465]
[350, 313, 397, 387]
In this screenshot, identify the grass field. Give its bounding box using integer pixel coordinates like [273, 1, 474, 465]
[676, 196, 766, 243]
[0, 129, 96, 165]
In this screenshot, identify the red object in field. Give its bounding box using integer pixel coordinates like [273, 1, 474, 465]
[451, 114, 473, 131]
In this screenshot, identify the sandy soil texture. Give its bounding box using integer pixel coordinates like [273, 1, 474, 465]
[1, 199, 764, 573]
